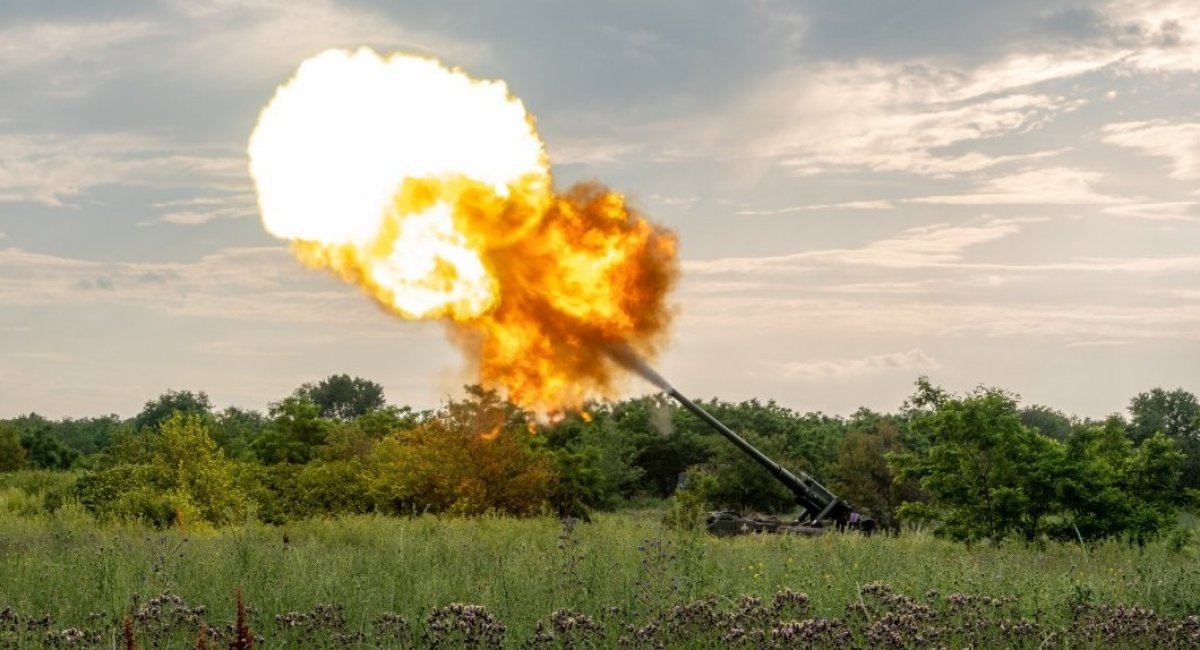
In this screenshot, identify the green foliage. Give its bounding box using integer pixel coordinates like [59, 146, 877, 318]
[20, 427, 80, 470]
[0, 469, 78, 514]
[3, 512, 1200, 647]
[549, 448, 603, 519]
[7, 373, 1197, 545]
[75, 412, 247, 527]
[1054, 416, 1138, 541]
[541, 407, 644, 508]
[1020, 404, 1073, 441]
[1129, 387, 1200, 443]
[893, 385, 1060, 543]
[133, 389, 213, 432]
[1121, 432, 1187, 542]
[1129, 387, 1200, 491]
[894, 380, 1187, 545]
[663, 469, 717, 531]
[696, 399, 845, 477]
[368, 387, 552, 516]
[253, 397, 330, 464]
[351, 405, 424, 438]
[293, 374, 386, 421]
[0, 422, 27, 472]
[612, 395, 708, 497]
[297, 459, 373, 516]
[700, 428, 801, 513]
[211, 406, 266, 460]
[830, 419, 922, 532]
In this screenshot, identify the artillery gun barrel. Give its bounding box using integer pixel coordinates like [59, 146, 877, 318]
[666, 388, 847, 524]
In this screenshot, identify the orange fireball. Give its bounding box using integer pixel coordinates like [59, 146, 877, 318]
[249, 48, 677, 414]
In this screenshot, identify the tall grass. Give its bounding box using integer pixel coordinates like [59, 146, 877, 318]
[2, 505, 1198, 645]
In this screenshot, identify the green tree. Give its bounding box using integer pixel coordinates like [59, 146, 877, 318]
[1121, 432, 1186, 544]
[830, 420, 923, 533]
[76, 413, 247, 527]
[211, 406, 267, 460]
[550, 448, 603, 519]
[1129, 387, 1200, 490]
[614, 395, 709, 497]
[700, 428, 803, 514]
[21, 428, 80, 470]
[369, 387, 552, 516]
[134, 390, 213, 432]
[5, 414, 81, 469]
[708, 400, 846, 477]
[0, 422, 28, 472]
[294, 374, 386, 421]
[541, 406, 644, 508]
[253, 397, 331, 464]
[1020, 405, 1073, 441]
[892, 383, 1062, 543]
[1054, 416, 1137, 542]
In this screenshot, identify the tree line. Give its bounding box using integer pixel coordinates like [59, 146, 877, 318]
[1, 375, 1197, 544]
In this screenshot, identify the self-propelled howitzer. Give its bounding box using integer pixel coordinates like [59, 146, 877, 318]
[666, 388, 861, 536]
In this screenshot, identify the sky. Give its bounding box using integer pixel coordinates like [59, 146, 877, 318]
[1, 0, 1198, 420]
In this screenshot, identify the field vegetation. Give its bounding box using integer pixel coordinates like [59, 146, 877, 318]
[2, 375, 1199, 646]
[1, 506, 1198, 648]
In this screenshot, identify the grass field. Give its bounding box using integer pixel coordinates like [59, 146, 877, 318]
[2, 500, 1199, 648]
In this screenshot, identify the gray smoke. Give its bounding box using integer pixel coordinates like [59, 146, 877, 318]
[605, 343, 674, 392]
[649, 401, 676, 438]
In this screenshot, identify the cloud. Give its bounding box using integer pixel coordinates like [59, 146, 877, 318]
[814, 281, 934, 295]
[0, 245, 380, 326]
[737, 200, 893, 216]
[780, 349, 940, 380]
[952, 49, 1128, 98]
[734, 61, 1085, 177]
[639, 45, 1101, 179]
[685, 218, 1029, 274]
[1101, 0, 1200, 72]
[151, 193, 259, 225]
[1102, 201, 1200, 221]
[1100, 119, 1200, 180]
[908, 167, 1122, 205]
[614, 1, 1197, 181]
[165, 0, 485, 86]
[684, 215, 1200, 280]
[0, 20, 153, 73]
[1147, 288, 1200, 301]
[0, 133, 246, 205]
[681, 294, 1200, 344]
[547, 139, 638, 165]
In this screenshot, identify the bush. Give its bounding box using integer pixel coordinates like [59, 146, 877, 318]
[664, 469, 717, 531]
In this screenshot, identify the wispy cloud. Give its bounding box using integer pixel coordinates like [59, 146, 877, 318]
[165, 0, 485, 85]
[1102, 0, 1200, 73]
[614, 1, 1197, 183]
[151, 193, 258, 225]
[737, 200, 893, 216]
[734, 61, 1084, 177]
[547, 139, 637, 165]
[685, 218, 1030, 274]
[0, 20, 153, 73]
[1100, 119, 1200, 180]
[681, 295, 1200, 343]
[0, 133, 246, 205]
[0, 246, 376, 326]
[908, 167, 1122, 205]
[1102, 201, 1200, 221]
[780, 349, 940, 380]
